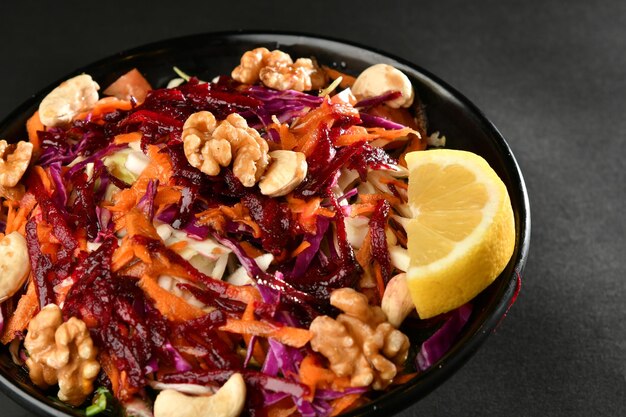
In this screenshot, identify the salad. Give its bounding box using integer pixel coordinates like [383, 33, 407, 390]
[0, 47, 482, 417]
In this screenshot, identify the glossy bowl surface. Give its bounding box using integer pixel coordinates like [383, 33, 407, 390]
[0, 31, 530, 417]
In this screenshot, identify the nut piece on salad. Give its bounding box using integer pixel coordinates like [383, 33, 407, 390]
[24, 304, 100, 406]
[310, 288, 410, 390]
[0, 231, 31, 302]
[0, 140, 33, 188]
[258, 150, 308, 197]
[154, 372, 246, 417]
[183, 111, 270, 187]
[352, 64, 414, 108]
[232, 47, 326, 91]
[38, 74, 100, 127]
[381, 273, 416, 328]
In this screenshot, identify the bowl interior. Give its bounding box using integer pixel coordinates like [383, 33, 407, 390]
[0, 32, 530, 417]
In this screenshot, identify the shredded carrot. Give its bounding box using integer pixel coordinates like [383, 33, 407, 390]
[330, 393, 361, 416]
[322, 65, 356, 88]
[138, 276, 205, 322]
[298, 354, 337, 400]
[291, 99, 359, 156]
[291, 241, 311, 258]
[25, 111, 44, 153]
[99, 352, 120, 397]
[196, 203, 262, 238]
[75, 97, 133, 121]
[287, 195, 335, 234]
[154, 187, 182, 208]
[334, 126, 417, 147]
[399, 131, 427, 167]
[378, 175, 409, 190]
[125, 208, 160, 240]
[167, 240, 188, 252]
[0, 280, 37, 345]
[242, 302, 266, 365]
[219, 319, 312, 348]
[4, 194, 35, 235]
[33, 166, 52, 193]
[240, 241, 264, 259]
[113, 131, 142, 145]
[392, 372, 418, 385]
[350, 193, 401, 217]
[266, 399, 297, 417]
[268, 121, 297, 151]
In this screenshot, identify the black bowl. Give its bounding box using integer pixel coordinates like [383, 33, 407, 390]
[0, 31, 530, 417]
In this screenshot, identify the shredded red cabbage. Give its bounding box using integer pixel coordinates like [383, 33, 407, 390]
[416, 303, 473, 371]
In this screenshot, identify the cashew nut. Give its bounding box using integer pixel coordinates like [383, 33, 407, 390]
[381, 273, 416, 327]
[0, 232, 30, 302]
[352, 64, 414, 108]
[39, 74, 100, 127]
[258, 150, 307, 197]
[154, 372, 246, 417]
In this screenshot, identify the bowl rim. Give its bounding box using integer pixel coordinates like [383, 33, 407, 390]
[0, 30, 531, 417]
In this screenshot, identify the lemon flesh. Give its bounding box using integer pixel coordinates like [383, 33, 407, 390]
[405, 149, 515, 319]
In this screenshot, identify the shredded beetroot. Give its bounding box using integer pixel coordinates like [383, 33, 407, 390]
[370, 200, 393, 285]
[25, 218, 55, 308]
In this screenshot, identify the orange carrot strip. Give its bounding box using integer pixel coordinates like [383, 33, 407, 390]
[138, 276, 205, 322]
[330, 393, 361, 417]
[1, 281, 37, 345]
[242, 302, 266, 364]
[99, 352, 120, 397]
[33, 166, 52, 192]
[219, 319, 312, 348]
[75, 97, 133, 120]
[267, 399, 298, 417]
[322, 66, 356, 88]
[125, 208, 160, 239]
[291, 241, 311, 258]
[298, 355, 337, 400]
[26, 111, 44, 152]
[113, 132, 142, 144]
[167, 240, 188, 252]
[392, 372, 418, 385]
[154, 187, 182, 208]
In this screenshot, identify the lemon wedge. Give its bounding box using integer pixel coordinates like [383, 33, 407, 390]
[404, 149, 515, 319]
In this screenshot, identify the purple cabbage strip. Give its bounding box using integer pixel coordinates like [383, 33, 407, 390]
[243, 335, 257, 368]
[48, 162, 68, 208]
[314, 386, 368, 401]
[66, 143, 127, 178]
[137, 179, 159, 221]
[261, 347, 280, 377]
[163, 341, 192, 372]
[291, 216, 331, 278]
[416, 303, 473, 371]
[359, 112, 406, 130]
[268, 338, 303, 379]
[354, 90, 402, 108]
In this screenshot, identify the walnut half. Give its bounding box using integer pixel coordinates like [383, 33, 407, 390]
[182, 111, 269, 187]
[232, 47, 326, 92]
[24, 304, 100, 406]
[309, 288, 410, 390]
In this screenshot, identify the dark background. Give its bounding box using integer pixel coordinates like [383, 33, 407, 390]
[1, 0, 624, 416]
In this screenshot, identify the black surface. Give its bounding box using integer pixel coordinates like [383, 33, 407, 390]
[0, 1, 623, 416]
